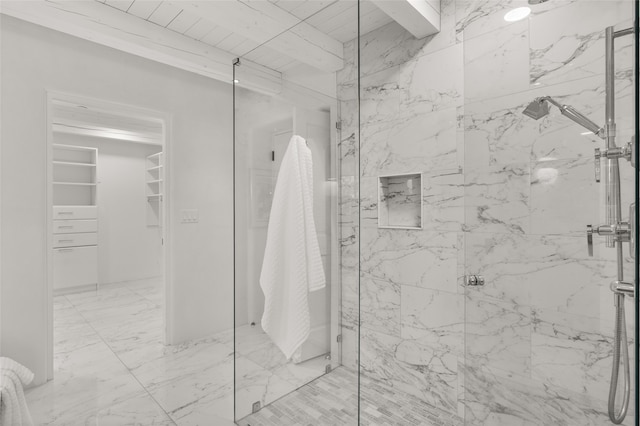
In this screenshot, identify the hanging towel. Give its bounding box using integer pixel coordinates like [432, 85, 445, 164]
[0, 357, 34, 426]
[260, 135, 326, 362]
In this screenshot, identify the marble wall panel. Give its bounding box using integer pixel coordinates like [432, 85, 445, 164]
[464, 163, 531, 234]
[337, 0, 636, 423]
[464, 19, 530, 103]
[360, 228, 459, 292]
[530, 1, 634, 87]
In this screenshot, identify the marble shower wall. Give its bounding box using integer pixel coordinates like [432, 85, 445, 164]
[338, 0, 636, 424]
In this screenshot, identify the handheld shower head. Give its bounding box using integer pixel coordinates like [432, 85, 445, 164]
[523, 98, 551, 120]
[522, 96, 605, 138]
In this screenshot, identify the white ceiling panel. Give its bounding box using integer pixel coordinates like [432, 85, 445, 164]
[126, 0, 161, 19]
[166, 8, 200, 33]
[227, 38, 263, 57]
[272, 0, 337, 20]
[148, 1, 182, 27]
[305, 1, 356, 41]
[183, 17, 216, 40]
[243, 44, 298, 71]
[199, 25, 235, 46]
[215, 33, 256, 54]
[359, 0, 394, 36]
[305, 0, 391, 42]
[104, 0, 134, 12]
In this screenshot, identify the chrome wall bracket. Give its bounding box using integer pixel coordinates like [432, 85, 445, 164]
[593, 140, 635, 183]
[610, 280, 635, 297]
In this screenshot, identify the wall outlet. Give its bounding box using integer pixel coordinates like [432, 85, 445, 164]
[180, 209, 199, 223]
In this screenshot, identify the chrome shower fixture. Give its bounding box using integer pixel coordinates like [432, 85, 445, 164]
[522, 96, 605, 138]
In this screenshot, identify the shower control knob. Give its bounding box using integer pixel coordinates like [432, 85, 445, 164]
[594, 148, 601, 183]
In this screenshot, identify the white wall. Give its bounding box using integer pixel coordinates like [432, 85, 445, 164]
[0, 16, 234, 384]
[55, 134, 162, 285]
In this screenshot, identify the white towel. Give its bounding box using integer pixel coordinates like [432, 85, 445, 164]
[260, 135, 326, 361]
[0, 357, 34, 426]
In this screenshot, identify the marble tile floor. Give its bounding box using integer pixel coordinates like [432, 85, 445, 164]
[24, 278, 324, 425]
[239, 367, 463, 426]
[24, 278, 459, 426]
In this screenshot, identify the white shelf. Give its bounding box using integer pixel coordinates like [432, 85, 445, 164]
[53, 182, 97, 186]
[53, 161, 96, 168]
[146, 152, 163, 227]
[53, 143, 97, 152]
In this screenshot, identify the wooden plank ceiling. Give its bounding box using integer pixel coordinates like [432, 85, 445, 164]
[96, 0, 393, 73]
[2, 0, 439, 95]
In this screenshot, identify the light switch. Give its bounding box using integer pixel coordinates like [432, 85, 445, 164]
[180, 209, 199, 223]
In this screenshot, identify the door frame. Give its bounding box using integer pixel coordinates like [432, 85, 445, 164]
[44, 90, 174, 380]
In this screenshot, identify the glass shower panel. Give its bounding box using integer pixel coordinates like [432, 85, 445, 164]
[462, 1, 636, 425]
[232, 3, 359, 423]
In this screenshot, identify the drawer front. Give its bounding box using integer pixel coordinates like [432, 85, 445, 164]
[53, 219, 97, 234]
[53, 232, 97, 248]
[53, 245, 98, 289]
[53, 206, 97, 220]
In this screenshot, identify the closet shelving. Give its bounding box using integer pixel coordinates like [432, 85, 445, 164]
[52, 144, 98, 205]
[52, 144, 99, 294]
[146, 152, 163, 226]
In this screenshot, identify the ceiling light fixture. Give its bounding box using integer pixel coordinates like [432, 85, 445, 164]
[504, 7, 531, 22]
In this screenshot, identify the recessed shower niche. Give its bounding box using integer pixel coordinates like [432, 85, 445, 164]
[378, 173, 423, 229]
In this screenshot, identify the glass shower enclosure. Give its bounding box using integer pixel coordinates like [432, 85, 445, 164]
[233, 1, 639, 425]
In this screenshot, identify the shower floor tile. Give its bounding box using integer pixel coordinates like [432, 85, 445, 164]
[238, 367, 463, 426]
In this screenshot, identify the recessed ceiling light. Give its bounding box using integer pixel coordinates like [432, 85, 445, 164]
[504, 7, 531, 22]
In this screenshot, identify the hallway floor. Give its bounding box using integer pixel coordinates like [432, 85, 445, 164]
[26, 279, 236, 425]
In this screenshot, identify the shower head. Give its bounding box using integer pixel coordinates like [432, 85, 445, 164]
[522, 96, 605, 139]
[523, 98, 550, 120]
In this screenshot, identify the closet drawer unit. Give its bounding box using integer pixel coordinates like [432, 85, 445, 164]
[53, 219, 97, 234]
[53, 245, 98, 289]
[53, 232, 97, 248]
[53, 206, 97, 220]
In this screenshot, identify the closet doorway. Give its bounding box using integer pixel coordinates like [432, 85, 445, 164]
[45, 92, 171, 381]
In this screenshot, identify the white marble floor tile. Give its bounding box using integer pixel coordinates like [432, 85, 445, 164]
[26, 278, 237, 426]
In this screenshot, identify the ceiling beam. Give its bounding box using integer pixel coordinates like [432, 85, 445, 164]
[173, 0, 344, 72]
[372, 0, 440, 39]
[0, 0, 282, 95]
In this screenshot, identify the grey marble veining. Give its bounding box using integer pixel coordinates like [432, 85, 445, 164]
[530, 1, 633, 87]
[462, 359, 635, 426]
[360, 228, 459, 292]
[464, 19, 530, 103]
[464, 163, 531, 235]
